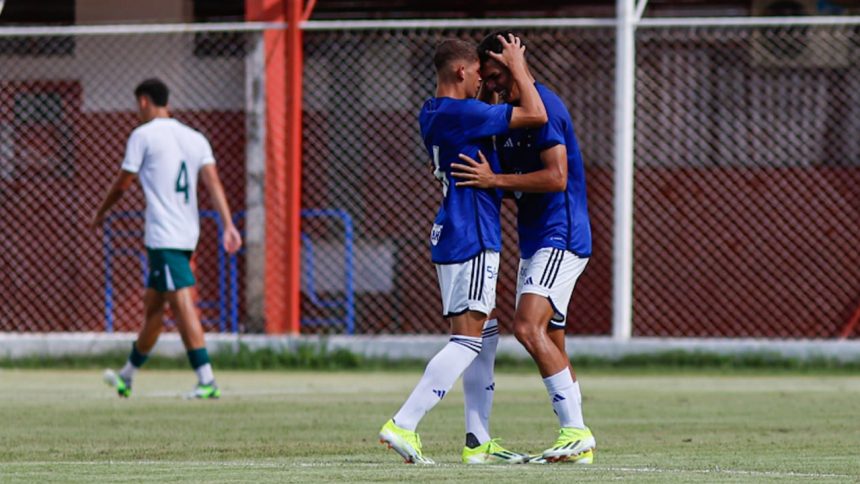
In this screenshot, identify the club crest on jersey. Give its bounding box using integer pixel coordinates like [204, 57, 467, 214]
[430, 224, 442, 246]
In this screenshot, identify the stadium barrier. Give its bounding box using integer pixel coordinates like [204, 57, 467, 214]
[0, 16, 859, 358]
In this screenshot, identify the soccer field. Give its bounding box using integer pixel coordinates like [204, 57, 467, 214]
[0, 369, 858, 483]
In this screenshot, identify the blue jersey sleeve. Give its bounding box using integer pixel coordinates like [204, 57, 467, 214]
[535, 108, 566, 152]
[461, 101, 513, 140]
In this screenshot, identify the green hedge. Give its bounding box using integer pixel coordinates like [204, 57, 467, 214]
[3, 342, 860, 373]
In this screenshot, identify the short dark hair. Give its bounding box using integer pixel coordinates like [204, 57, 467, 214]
[134, 78, 169, 107]
[477, 31, 522, 64]
[433, 38, 479, 72]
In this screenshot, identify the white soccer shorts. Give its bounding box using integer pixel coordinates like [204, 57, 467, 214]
[515, 247, 589, 327]
[435, 250, 500, 318]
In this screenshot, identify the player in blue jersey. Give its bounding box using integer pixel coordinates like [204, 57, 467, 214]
[451, 31, 596, 464]
[379, 35, 548, 465]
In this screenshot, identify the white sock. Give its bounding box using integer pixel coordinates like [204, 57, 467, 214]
[463, 319, 499, 445]
[195, 363, 215, 385]
[118, 361, 137, 382]
[543, 368, 585, 429]
[393, 335, 482, 431]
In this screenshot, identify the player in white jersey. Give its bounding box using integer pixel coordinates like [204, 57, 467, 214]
[91, 78, 242, 399]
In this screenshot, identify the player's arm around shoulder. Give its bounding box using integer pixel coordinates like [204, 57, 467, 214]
[199, 164, 242, 254]
[451, 148, 565, 193]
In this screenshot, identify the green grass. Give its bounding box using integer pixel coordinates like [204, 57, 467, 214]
[1, 369, 858, 482]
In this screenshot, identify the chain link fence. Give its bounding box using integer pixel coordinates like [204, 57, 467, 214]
[0, 21, 858, 338]
[0, 30, 254, 332]
[635, 24, 860, 338]
[301, 27, 616, 335]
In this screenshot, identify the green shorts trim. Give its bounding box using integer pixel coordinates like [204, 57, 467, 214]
[146, 248, 195, 292]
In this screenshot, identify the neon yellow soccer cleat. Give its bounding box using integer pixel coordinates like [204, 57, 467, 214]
[103, 369, 131, 398]
[187, 383, 221, 400]
[462, 438, 530, 464]
[536, 427, 596, 464]
[378, 419, 435, 464]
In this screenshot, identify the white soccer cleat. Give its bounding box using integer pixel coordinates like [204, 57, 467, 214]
[103, 369, 131, 398]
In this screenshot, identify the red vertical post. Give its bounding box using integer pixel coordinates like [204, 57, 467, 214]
[246, 0, 294, 333]
[284, 0, 304, 334]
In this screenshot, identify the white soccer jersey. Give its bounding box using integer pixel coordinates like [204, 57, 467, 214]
[121, 118, 215, 250]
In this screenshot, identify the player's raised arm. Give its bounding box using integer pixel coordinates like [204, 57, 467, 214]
[199, 164, 242, 254]
[486, 34, 547, 129]
[90, 170, 137, 228]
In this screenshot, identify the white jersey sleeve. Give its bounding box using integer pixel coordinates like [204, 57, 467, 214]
[196, 132, 216, 167]
[120, 128, 147, 173]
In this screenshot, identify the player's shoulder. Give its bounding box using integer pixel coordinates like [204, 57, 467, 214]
[170, 120, 210, 146]
[426, 96, 492, 114]
[536, 83, 570, 120]
[127, 119, 160, 146]
[130, 119, 158, 137]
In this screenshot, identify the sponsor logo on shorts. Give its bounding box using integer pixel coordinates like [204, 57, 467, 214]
[430, 224, 442, 246]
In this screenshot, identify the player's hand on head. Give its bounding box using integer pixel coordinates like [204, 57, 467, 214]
[223, 225, 242, 254]
[488, 34, 526, 70]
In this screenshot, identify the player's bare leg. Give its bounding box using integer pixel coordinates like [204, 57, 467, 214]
[104, 289, 166, 398]
[136, 289, 166, 353]
[165, 287, 205, 350]
[450, 310, 486, 337]
[515, 294, 594, 463]
[513, 294, 568, 377]
[166, 287, 219, 398]
[546, 325, 575, 380]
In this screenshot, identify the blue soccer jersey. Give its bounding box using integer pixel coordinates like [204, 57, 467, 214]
[498, 83, 592, 259]
[419, 97, 513, 264]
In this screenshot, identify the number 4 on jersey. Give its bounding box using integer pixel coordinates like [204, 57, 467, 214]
[175, 161, 189, 203]
[432, 145, 449, 197]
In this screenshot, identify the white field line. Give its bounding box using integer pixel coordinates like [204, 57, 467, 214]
[0, 460, 853, 479]
[140, 388, 394, 398]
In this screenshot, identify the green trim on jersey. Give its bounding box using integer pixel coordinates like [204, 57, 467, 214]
[146, 248, 195, 292]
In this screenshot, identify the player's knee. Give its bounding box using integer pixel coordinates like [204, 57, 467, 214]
[513, 319, 541, 349]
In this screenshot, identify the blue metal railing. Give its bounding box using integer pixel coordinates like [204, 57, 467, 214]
[300, 209, 355, 335]
[103, 208, 355, 334]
